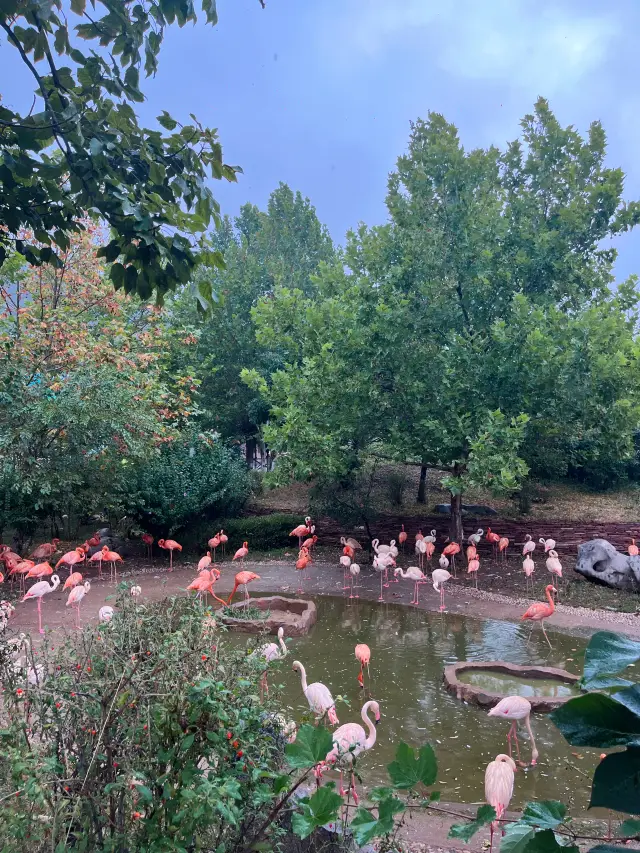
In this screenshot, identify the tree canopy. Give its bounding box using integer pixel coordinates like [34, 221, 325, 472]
[246, 100, 640, 539]
[0, 0, 262, 305]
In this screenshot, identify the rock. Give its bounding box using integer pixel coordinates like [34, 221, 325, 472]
[575, 538, 640, 591]
[96, 527, 112, 539]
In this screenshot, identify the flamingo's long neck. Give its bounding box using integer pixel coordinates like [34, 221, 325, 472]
[545, 587, 556, 613]
[278, 634, 287, 657]
[524, 714, 539, 763]
[226, 582, 240, 605]
[297, 664, 308, 693]
[362, 703, 377, 750]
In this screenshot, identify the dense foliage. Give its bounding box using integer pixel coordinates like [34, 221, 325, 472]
[246, 101, 640, 537]
[0, 1, 267, 304]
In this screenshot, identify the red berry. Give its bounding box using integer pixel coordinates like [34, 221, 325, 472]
[55, 702, 61, 709]
[201, 654, 207, 661]
[232, 739, 239, 748]
[236, 750, 243, 758]
[227, 731, 232, 740]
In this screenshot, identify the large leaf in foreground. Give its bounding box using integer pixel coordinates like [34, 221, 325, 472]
[291, 787, 342, 840]
[285, 724, 333, 769]
[550, 693, 640, 747]
[590, 749, 640, 814]
[581, 631, 640, 690]
[449, 804, 496, 842]
[387, 742, 437, 789]
[520, 800, 566, 829]
[351, 796, 405, 845]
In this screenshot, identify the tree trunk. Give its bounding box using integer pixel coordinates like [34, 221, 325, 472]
[417, 465, 427, 503]
[449, 491, 463, 543]
[245, 437, 256, 467]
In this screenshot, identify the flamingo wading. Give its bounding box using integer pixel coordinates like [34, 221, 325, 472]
[317, 700, 381, 804]
[292, 660, 339, 725]
[488, 696, 538, 766]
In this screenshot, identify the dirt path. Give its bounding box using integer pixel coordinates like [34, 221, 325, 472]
[10, 554, 640, 641]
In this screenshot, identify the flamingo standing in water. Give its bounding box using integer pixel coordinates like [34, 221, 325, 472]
[523, 555, 535, 591]
[467, 557, 480, 587]
[349, 563, 360, 599]
[141, 533, 154, 559]
[539, 537, 556, 553]
[227, 571, 260, 607]
[629, 539, 639, 557]
[522, 584, 556, 648]
[398, 524, 408, 553]
[56, 547, 86, 577]
[432, 568, 452, 611]
[233, 541, 249, 568]
[66, 581, 90, 629]
[339, 554, 352, 591]
[158, 539, 182, 572]
[394, 566, 427, 605]
[258, 626, 287, 698]
[485, 754, 517, 853]
[292, 660, 339, 725]
[316, 700, 381, 803]
[522, 534, 535, 557]
[546, 550, 563, 597]
[355, 643, 371, 688]
[488, 695, 538, 766]
[22, 575, 60, 634]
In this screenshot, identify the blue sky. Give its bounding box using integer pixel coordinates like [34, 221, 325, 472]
[2, 0, 640, 280]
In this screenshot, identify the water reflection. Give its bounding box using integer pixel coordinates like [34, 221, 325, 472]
[228, 595, 598, 811]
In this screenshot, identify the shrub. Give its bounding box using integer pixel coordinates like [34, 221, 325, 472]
[216, 513, 302, 551]
[384, 468, 408, 507]
[0, 590, 292, 852]
[121, 431, 250, 535]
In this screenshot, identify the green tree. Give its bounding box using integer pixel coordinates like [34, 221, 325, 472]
[246, 101, 640, 540]
[0, 0, 262, 304]
[169, 183, 334, 457]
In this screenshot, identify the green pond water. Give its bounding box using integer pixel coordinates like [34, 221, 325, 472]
[457, 670, 580, 699]
[227, 594, 602, 812]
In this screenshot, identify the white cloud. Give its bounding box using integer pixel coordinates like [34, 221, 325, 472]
[326, 0, 619, 96]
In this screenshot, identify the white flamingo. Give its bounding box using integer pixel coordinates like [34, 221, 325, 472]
[349, 563, 360, 599]
[99, 605, 115, 622]
[414, 538, 427, 569]
[373, 552, 395, 599]
[432, 568, 452, 611]
[394, 566, 427, 605]
[522, 534, 536, 557]
[316, 700, 381, 804]
[539, 537, 556, 553]
[546, 549, 563, 597]
[523, 555, 535, 592]
[339, 554, 352, 590]
[22, 574, 60, 634]
[292, 660, 339, 725]
[258, 627, 288, 698]
[467, 528, 484, 547]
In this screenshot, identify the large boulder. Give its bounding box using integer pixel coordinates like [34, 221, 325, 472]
[575, 538, 640, 591]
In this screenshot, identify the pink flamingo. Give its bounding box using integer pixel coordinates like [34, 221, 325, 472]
[466, 544, 477, 563]
[66, 580, 90, 629]
[102, 549, 123, 581]
[316, 700, 380, 803]
[89, 545, 108, 579]
[63, 571, 83, 590]
[296, 552, 310, 594]
[394, 566, 426, 605]
[11, 561, 35, 594]
[290, 518, 312, 549]
[349, 563, 360, 599]
[227, 570, 260, 607]
[340, 536, 362, 553]
[22, 574, 60, 634]
[219, 530, 228, 556]
[26, 561, 53, 581]
[187, 569, 225, 605]
[339, 554, 352, 591]
[467, 557, 480, 587]
[233, 541, 249, 568]
[432, 568, 452, 611]
[442, 541, 461, 576]
[398, 524, 407, 552]
[292, 660, 339, 725]
[425, 541, 435, 563]
[485, 754, 517, 853]
[498, 537, 509, 561]
[488, 696, 538, 766]
[142, 533, 154, 559]
[208, 534, 221, 562]
[522, 534, 535, 557]
[198, 551, 212, 573]
[486, 528, 501, 558]
[55, 546, 85, 576]
[629, 539, 639, 557]
[301, 534, 318, 552]
[522, 584, 556, 648]
[539, 537, 556, 553]
[523, 555, 535, 591]
[355, 643, 371, 688]
[158, 539, 182, 572]
[29, 538, 60, 561]
[546, 550, 562, 597]
[259, 626, 287, 697]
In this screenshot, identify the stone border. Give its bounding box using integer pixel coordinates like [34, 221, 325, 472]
[220, 596, 317, 637]
[443, 660, 580, 712]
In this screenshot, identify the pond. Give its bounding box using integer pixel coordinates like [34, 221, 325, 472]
[227, 594, 601, 812]
[456, 669, 580, 699]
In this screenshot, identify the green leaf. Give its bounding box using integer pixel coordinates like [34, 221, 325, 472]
[285, 724, 333, 769]
[521, 801, 567, 829]
[550, 693, 640, 747]
[387, 742, 437, 789]
[181, 733, 195, 751]
[70, 0, 86, 12]
[617, 819, 640, 838]
[449, 804, 496, 842]
[136, 784, 153, 803]
[590, 749, 640, 815]
[158, 111, 178, 130]
[500, 823, 535, 853]
[351, 797, 405, 845]
[522, 829, 577, 853]
[291, 787, 342, 840]
[581, 632, 640, 690]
